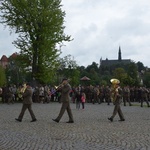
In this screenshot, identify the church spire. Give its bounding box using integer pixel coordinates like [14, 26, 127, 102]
[118, 46, 122, 61]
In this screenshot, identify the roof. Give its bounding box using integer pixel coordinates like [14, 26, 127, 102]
[1, 55, 8, 62]
[101, 59, 131, 66]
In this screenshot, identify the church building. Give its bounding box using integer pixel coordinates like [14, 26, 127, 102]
[100, 46, 131, 67]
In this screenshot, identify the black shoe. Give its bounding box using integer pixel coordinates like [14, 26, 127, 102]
[108, 117, 113, 122]
[52, 119, 59, 123]
[30, 119, 37, 122]
[66, 121, 74, 123]
[119, 119, 125, 121]
[15, 118, 22, 122]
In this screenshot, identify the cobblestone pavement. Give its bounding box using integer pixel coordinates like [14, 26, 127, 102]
[0, 102, 150, 150]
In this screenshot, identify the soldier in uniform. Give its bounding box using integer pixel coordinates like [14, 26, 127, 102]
[44, 84, 50, 103]
[123, 86, 132, 106]
[7, 85, 14, 104]
[15, 82, 37, 122]
[105, 86, 111, 105]
[130, 86, 135, 102]
[140, 86, 150, 107]
[92, 86, 100, 104]
[134, 86, 140, 102]
[99, 85, 105, 103]
[108, 79, 125, 122]
[52, 78, 74, 123]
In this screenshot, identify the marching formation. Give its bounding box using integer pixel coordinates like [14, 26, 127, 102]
[0, 78, 150, 123]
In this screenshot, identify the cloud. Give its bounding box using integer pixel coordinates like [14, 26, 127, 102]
[61, 0, 150, 67]
[1, 0, 150, 68]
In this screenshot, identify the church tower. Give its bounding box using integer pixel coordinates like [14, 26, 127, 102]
[118, 46, 122, 61]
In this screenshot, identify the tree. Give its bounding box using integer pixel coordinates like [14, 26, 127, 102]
[0, 65, 6, 86]
[126, 62, 139, 86]
[113, 67, 127, 85]
[137, 61, 145, 72]
[0, 0, 71, 83]
[59, 55, 80, 86]
[143, 72, 150, 87]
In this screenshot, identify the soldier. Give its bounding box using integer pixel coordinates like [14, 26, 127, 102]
[44, 84, 50, 103]
[134, 86, 140, 102]
[108, 79, 125, 122]
[140, 86, 150, 107]
[130, 86, 135, 102]
[123, 86, 132, 106]
[15, 82, 37, 122]
[52, 78, 74, 123]
[7, 85, 14, 104]
[99, 85, 105, 103]
[105, 86, 111, 105]
[92, 86, 100, 104]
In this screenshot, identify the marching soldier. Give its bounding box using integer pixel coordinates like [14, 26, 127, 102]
[108, 79, 125, 122]
[15, 82, 37, 122]
[105, 86, 111, 105]
[123, 86, 132, 106]
[92, 86, 100, 104]
[140, 86, 150, 107]
[52, 78, 74, 123]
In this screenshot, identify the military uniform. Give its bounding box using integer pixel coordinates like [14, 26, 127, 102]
[108, 85, 125, 122]
[140, 87, 150, 107]
[105, 86, 111, 105]
[53, 79, 74, 123]
[123, 86, 132, 106]
[15, 83, 37, 122]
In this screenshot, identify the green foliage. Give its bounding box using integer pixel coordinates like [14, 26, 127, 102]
[58, 55, 80, 85]
[136, 61, 145, 72]
[0, 65, 6, 86]
[143, 72, 150, 87]
[0, 0, 71, 83]
[113, 68, 127, 81]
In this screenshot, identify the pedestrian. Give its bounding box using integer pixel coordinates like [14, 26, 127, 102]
[75, 90, 81, 110]
[81, 92, 86, 109]
[108, 79, 125, 122]
[52, 78, 74, 123]
[15, 82, 37, 122]
[39, 84, 44, 103]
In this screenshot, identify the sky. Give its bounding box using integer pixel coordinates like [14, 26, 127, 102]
[0, 0, 150, 68]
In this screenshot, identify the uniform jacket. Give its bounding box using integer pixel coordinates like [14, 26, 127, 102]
[22, 86, 33, 104]
[60, 83, 71, 102]
[113, 87, 123, 105]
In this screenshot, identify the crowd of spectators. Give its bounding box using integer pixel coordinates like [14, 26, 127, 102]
[0, 84, 150, 107]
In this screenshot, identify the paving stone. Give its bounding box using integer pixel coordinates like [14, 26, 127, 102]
[0, 102, 150, 150]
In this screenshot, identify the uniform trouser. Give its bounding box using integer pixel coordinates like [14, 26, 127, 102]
[123, 97, 132, 106]
[56, 102, 74, 121]
[111, 104, 124, 120]
[141, 98, 150, 107]
[105, 96, 111, 105]
[18, 104, 36, 120]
